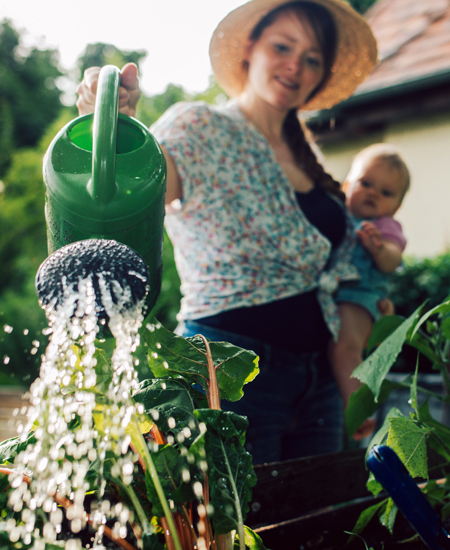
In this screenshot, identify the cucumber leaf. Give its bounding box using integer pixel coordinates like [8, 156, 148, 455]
[379, 498, 398, 534]
[345, 379, 397, 438]
[386, 417, 429, 479]
[352, 307, 422, 401]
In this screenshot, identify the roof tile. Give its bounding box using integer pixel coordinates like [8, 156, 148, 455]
[357, 0, 450, 93]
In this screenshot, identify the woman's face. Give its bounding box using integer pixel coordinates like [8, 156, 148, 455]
[244, 10, 325, 113]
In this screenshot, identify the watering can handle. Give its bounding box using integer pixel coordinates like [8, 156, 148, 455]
[90, 65, 120, 205]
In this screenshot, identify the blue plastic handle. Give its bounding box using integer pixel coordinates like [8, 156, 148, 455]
[367, 445, 450, 550]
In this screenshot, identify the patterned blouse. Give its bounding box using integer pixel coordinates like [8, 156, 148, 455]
[151, 100, 359, 340]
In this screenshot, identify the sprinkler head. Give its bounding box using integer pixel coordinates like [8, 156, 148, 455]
[35, 239, 150, 322]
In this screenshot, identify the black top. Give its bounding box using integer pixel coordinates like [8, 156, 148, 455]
[197, 186, 347, 352]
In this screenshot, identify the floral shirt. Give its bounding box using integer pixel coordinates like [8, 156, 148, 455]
[151, 100, 359, 340]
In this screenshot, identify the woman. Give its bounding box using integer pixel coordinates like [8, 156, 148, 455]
[77, 0, 377, 464]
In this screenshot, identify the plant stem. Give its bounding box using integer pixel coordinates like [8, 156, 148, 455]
[0, 467, 139, 550]
[134, 427, 183, 550]
[197, 334, 221, 410]
[114, 474, 151, 536]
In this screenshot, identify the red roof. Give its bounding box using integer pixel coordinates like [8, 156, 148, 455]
[357, 0, 450, 94]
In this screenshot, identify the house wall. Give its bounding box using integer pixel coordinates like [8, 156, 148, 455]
[320, 111, 450, 258]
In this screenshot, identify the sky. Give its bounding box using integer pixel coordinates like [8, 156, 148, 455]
[0, 0, 244, 100]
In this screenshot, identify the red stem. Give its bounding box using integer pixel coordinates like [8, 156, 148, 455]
[0, 467, 138, 550]
[196, 334, 221, 410]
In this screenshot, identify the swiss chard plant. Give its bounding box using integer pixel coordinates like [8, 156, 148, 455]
[0, 319, 270, 550]
[346, 296, 450, 538]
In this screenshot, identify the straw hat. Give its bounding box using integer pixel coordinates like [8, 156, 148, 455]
[209, 0, 378, 111]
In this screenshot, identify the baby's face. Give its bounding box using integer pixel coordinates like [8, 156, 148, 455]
[345, 158, 406, 220]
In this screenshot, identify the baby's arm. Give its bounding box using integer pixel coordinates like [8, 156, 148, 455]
[357, 221, 402, 273]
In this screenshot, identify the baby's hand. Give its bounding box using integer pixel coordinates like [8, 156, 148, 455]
[356, 221, 383, 258]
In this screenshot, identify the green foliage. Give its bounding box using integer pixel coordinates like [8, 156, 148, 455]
[0, 319, 265, 550]
[0, 110, 75, 385]
[352, 307, 423, 401]
[149, 231, 182, 331]
[347, 295, 450, 540]
[143, 320, 259, 402]
[76, 42, 146, 80]
[192, 408, 257, 536]
[138, 83, 189, 128]
[390, 254, 450, 319]
[0, 19, 64, 163]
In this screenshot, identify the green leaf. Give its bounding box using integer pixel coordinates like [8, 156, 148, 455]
[0, 431, 36, 465]
[144, 444, 198, 518]
[411, 299, 450, 340]
[345, 379, 397, 438]
[441, 316, 450, 340]
[379, 498, 398, 534]
[409, 356, 420, 413]
[133, 378, 200, 446]
[143, 320, 259, 402]
[366, 315, 404, 354]
[353, 307, 422, 401]
[386, 417, 429, 479]
[191, 409, 257, 538]
[235, 526, 272, 550]
[142, 530, 165, 550]
[349, 498, 387, 536]
[418, 400, 450, 463]
[366, 407, 405, 454]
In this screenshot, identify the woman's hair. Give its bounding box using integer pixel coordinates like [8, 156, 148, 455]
[349, 143, 411, 197]
[249, 2, 344, 200]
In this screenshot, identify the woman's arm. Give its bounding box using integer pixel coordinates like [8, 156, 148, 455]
[76, 64, 182, 205]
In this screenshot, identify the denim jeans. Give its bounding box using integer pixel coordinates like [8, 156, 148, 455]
[176, 320, 344, 465]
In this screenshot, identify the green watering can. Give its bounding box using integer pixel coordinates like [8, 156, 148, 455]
[43, 65, 166, 313]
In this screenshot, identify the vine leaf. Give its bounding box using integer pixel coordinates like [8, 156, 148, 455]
[379, 498, 398, 534]
[352, 307, 422, 401]
[348, 499, 387, 538]
[386, 417, 429, 479]
[345, 379, 397, 438]
[143, 319, 259, 402]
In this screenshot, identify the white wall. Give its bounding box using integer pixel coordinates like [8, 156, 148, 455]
[321, 112, 450, 258]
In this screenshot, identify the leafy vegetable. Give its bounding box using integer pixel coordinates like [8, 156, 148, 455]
[143, 320, 259, 402]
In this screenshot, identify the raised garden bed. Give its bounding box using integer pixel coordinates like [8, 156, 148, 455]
[247, 448, 450, 550]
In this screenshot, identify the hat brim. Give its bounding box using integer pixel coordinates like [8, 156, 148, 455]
[209, 0, 378, 111]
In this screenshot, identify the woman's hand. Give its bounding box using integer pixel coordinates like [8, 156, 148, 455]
[76, 62, 141, 117]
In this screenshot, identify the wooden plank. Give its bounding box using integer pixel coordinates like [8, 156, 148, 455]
[247, 448, 370, 527]
[253, 496, 429, 550]
[247, 446, 450, 528]
[0, 387, 29, 443]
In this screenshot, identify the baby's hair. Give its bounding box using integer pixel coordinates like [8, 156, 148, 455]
[350, 143, 411, 197]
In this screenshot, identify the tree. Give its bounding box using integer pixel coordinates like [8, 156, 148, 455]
[76, 43, 146, 80]
[0, 19, 64, 173]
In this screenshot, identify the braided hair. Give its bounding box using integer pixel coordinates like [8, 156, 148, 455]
[250, 1, 345, 201]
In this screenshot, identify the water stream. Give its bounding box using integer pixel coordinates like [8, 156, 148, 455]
[6, 240, 149, 549]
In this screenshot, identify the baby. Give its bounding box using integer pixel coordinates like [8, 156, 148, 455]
[331, 144, 410, 440]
